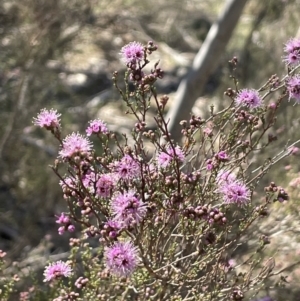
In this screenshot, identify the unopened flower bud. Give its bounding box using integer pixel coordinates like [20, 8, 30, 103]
[68, 225, 75, 232]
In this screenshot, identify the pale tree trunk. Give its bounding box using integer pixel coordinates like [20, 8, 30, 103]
[166, 0, 248, 142]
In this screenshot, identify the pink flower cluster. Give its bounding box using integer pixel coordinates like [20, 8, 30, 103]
[86, 119, 108, 136]
[55, 213, 75, 235]
[206, 151, 229, 171]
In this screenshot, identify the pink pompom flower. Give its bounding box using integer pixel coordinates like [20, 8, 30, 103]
[286, 75, 300, 103]
[59, 132, 93, 159]
[219, 180, 250, 205]
[33, 108, 61, 130]
[120, 42, 144, 65]
[104, 241, 139, 277]
[112, 154, 140, 181]
[111, 190, 147, 227]
[157, 145, 185, 168]
[283, 38, 300, 66]
[235, 89, 263, 109]
[43, 261, 72, 282]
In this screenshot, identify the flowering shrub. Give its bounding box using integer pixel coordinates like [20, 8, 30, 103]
[2, 38, 300, 300]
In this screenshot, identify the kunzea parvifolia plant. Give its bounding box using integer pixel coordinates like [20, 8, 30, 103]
[27, 38, 300, 300]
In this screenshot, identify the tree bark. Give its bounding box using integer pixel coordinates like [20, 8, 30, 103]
[166, 0, 248, 142]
